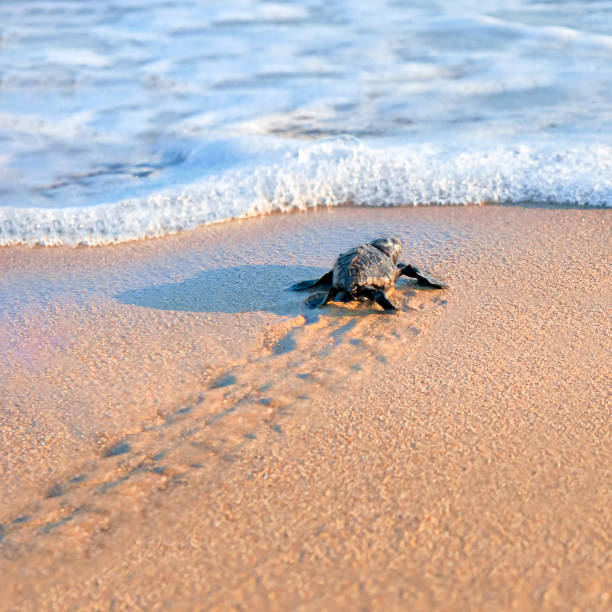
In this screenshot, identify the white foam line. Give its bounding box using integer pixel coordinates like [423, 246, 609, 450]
[1, 141, 610, 246]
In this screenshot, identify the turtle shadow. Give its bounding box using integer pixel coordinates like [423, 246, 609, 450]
[115, 264, 329, 315]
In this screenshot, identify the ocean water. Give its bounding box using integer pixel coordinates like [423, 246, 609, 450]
[1, 0, 611, 246]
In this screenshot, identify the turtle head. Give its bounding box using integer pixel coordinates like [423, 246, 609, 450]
[370, 236, 402, 263]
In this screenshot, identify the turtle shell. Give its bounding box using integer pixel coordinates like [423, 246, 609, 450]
[332, 243, 398, 293]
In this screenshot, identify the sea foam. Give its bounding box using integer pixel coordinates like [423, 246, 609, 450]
[1, 140, 610, 246]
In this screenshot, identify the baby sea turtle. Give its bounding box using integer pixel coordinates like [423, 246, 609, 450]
[290, 236, 446, 311]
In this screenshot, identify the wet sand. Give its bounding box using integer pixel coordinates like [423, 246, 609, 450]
[0, 205, 610, 610]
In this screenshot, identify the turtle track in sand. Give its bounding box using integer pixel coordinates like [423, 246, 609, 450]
[0, 287, 447, 567]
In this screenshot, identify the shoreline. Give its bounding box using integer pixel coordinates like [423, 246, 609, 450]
[1, 199, 610, 250]
[1, 205, 610, 609]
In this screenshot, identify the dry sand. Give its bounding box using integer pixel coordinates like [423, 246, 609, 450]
[0, 205, 610, 610]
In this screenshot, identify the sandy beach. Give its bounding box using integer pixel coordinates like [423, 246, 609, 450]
[0, 205, 610, 610]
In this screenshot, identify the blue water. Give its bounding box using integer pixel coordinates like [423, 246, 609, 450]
[1, 0, 611, 245]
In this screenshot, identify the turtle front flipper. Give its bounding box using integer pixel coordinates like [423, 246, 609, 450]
[358, 287, 397, 311]
[289, 270, 333, 291]
[398, 264, 447, 289]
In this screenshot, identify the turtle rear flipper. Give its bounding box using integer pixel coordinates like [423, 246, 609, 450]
[399, 264, 446, 289]
[335, 290, 353, 303]
[305, 289, 330, 309]
[289, 270, 333, 292]
[358, 287, 397, 311]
